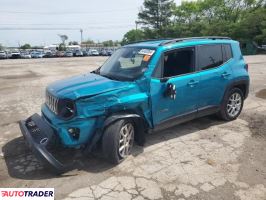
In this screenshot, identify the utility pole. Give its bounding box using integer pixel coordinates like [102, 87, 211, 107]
[80, 29, 83, 45]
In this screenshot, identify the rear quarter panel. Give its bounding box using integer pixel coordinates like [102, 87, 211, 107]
[230, 42, 249, 81]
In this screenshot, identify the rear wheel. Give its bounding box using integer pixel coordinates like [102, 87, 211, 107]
[218, 88, 244, 121]
[102, 119, 134, 164]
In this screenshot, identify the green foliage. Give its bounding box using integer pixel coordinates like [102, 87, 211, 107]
[235, 7, 266, 44]
[58, 43, 66, 51]
[121, 29, 146, 44]
[82, 39, 95, 45]
[0, 43, 3, 50]
[122, 0, 266, 46]
[20, 43, 31, 50]
[172, 0, 266, 44]
[68, 41, 79, 45]
[102, 40, 120, 47]
[138, 0, 175, 35]
[58, 34, 68, 44]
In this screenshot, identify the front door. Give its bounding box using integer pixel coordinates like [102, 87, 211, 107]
[150, 47, 199, 126]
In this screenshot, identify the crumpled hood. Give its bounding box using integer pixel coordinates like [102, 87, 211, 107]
[47, 73, 129, 100]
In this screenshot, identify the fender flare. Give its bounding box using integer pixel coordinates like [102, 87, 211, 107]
[84, 113, 147, 154]
[103, 113, 143, 128]
[223, 79, 250, 102]
[103, 113, 147, 146]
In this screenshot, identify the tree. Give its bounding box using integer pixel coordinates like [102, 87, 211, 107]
[58, 34, 68, 44]
[58, 43, 66, 51]
[20, 43, 31, 50]
[82, 39, 95, 45]
[121, 29, 145, 45]
[172, 0, 265, 39]
[102, 40, 114, 47]
[68, 41, 79, 45]
[138, 0, 175, 36]
[122, 0, 265, 54]
[0, 44, 3, 50]
[234, 7, 266, 45]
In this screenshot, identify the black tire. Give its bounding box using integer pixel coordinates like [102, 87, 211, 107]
[102, 119, 134, 164]
[217, 87, 244, 121]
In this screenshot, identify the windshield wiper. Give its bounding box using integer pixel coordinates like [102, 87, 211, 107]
[100, 74, 120, 81]
[91, 67, 101, 74]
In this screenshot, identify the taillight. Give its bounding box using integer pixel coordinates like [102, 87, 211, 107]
[244, 64, 248, 71]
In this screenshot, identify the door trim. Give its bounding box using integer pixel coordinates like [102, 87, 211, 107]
[197, 105, 220, 118]
[150, 105, 219, 132]
[151, 110, 196, 132]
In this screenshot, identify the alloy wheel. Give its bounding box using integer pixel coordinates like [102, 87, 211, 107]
[227, 92, 242, 118]
[118, 123, 134, 158]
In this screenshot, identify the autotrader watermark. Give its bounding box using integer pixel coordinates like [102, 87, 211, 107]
[0, 188, 54, 200]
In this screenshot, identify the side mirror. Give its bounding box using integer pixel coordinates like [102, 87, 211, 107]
[164, 83, 176, 100]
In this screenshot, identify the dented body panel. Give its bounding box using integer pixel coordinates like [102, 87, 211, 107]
[43, 72, 152, 147]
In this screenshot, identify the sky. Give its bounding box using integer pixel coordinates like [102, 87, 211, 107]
[0, 0, 182, 47]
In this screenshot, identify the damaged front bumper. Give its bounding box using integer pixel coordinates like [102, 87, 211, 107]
[19, 113, 65, 174]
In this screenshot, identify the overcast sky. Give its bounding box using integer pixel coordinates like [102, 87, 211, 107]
[0, 0, 184, 47]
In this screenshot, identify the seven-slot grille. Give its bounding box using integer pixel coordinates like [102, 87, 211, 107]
[45, 91, 59, 115]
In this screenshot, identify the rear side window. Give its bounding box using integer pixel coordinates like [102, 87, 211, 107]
[198, 45, 223, 70]
[223, 44, 233, 62]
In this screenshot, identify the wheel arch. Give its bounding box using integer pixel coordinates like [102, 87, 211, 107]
[103, 111, 148, 146]
[223, 79, 249, 101]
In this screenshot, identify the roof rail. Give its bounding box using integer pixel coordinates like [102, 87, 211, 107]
[159, 36, 232, 46]
[126, 38, 173, 45]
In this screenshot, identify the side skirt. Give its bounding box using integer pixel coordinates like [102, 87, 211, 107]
[150, 105, 219, 133]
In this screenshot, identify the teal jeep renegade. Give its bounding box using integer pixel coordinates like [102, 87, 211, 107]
[19, 37, 249, 173]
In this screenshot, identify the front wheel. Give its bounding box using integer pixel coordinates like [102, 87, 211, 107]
[102, 119, 134, 164]
[218, 88, 244, 121]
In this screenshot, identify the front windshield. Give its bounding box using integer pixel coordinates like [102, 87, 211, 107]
[99, 47, 155, 81]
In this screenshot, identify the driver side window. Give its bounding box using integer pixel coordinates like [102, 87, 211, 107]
[163, 47, 195, 78]
[152, 47, 195, 78]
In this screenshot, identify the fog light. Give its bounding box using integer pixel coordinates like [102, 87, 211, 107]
[68, 128, 80, 140]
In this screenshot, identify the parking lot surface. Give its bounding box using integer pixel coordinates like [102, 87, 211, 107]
[0, 56, 265, 200]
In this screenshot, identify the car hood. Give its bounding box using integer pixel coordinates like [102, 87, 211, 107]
[47, 73, 129, 100]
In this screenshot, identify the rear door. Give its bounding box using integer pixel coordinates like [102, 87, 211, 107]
[196, 44, 233, 111]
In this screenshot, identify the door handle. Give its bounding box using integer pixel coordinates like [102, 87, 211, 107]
[187, 80, 199, 87]
[221, 72, 231, 78]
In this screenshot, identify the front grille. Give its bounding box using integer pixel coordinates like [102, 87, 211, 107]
[45, 91, 59, 115]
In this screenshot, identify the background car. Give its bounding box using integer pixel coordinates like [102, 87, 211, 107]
[107, 50, 113, 56]
[89, 49, 99, 56]
[10, 51, 21, 59]
[21, 52, 31, 59]
[74, 50, 83, 57]
[5, 51, 12, 58]
[0, 51, 7, 59]
[82, 50, 89, 56]
[64, 51, 73, 57]
[100, 49, 108, 56]
[43, 51, 55, 58]
[56, 51, 65, 57]
[31, 51, 43, 58]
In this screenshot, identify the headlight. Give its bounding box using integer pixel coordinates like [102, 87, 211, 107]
[57, 99, 76, 120]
